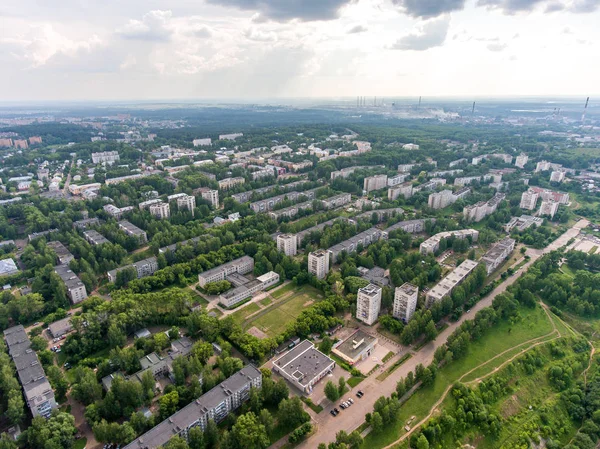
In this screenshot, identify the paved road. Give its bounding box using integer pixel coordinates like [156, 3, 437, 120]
[295, 219, 589, 449]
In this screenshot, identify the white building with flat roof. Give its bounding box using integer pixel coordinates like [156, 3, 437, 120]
[540, 200, 559, 219]
[550, 171, 565, 183]
[428, 189, 455, 210]
[515, 154, 529, 168]
[364, 174, 388, 193]
[176, 195, 196, 215]
[277, 234, 297, 257]
[308, 250, 330, 280]
[356, 283, 381, 326]
[520, 190, 539, 210]
[193, 138, 212, 147]
[426, 259, 479, 307]
[149, 202, 170, 219]
[393, 283, 418, 323]
[481, 238, 515, 274]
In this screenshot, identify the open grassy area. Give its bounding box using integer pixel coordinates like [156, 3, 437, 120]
[230, 302, 261, 325]
[73, 438, 87, 449]
[243, 285, 324, 338]
[270, 282, 298, 299]
[361, 304, 554, 449]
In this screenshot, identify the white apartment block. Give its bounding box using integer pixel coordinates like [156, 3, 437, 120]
[196, 187, 219, 208]
[91, 151, 120, 164]
[515, 154, 529, 168]
[219, 133, 243, 141]
[388, 182, 413, 200]
[463, 193, 505, 222]
[198, 256, 254, 287]
[428, 189, 455, 209]
[364, 174, 388, 193]
[539, 200, 559, 218]
[149, 202, 171, 219]
[520, 190, 539, 210]
[550, 171, 565, 183]
[277, 234, 298, 256]
[388, 174, 409, 187]
[426, 259, 479, 307]
[107, 257, 159, 283]
[481, 238, 515, 275]
[218, 177, 245, 190]
[420, 229, 479, 255]
[535, 160, 562, 173]
[356, 283, 382, 326]
[393, 283, 419, 323]
[55, 264, 88, 304]
[193, 138, 212, 146]
[308, 250, 330, 280]
[397, 164, 415, 173]
[177, 195, 196, 214]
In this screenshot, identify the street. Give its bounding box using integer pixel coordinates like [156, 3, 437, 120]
[294, 219, 589, 449]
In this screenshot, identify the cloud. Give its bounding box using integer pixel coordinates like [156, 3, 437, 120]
[389, 16, 450, 51]
[244, 27, 278, 42]
[117, 10, 174, 41]
[570, 0, 600, 12]
[205, 0, 355, 21]
[487, 42, 508, 51]
[477, 0, 599, 13]
[348, 25, 368, 34]
[545, 1, 565, 11]
[392, 0, 467, 18]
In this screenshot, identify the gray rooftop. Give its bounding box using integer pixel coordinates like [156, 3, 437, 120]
[273, 340, 335, 387]
[333, 329, 378, 360]
[48, 317, 72, 337]
[0, 258, 19, 276]
[124, 365, 261, 449]
[54, 264, 85, 291]
[118, 220, 146, 236]
[83, 230, 109, 245]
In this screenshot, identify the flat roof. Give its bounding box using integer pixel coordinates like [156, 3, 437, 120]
[0, 258, 19, 276]
[48, 317, 72, 336]
[54, 264, 85, 290]
[273, 340, 335, 387]
[333, 329, 378, 360]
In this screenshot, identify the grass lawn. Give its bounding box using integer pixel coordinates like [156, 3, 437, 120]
[360, 304, 554, 449]
[270, 282, 299, 299]
[230, 303, 261, 325]
[260, 297, 273, 306]
[73, 438, 87, 449]
[186, 287, 209, 306]
[347, 376, 365, 387]
[244, 285, 324, 338]
[376, 354, 412, 382]
[300, 396, 323, 413]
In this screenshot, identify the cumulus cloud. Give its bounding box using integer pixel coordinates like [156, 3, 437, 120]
[545, 1, 565, 11]
[392, 0, 467, 18]
[570, 0, 600, 12]
[487, 42, 508, 51]
[117, 10, 174, 41]
[348, 25, 368, 34]
[389, 16, 450, 51]
[244, 27, 278, 42]
[205, 0, 355, 21]
[477, 0, 599, 14]
[1, 24, 102, 68]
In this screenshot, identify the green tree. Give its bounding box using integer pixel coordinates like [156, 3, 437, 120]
[259, 409, 274, 435]
[424, 320, 437, 342]
[338, 376, 346, 396]
[278, 397, 309, 428]
[30, 336, 47, 351]
[230, 412, 269, 449]
[318, 336, 333, 354]
[416, 435, 430, 449]
[5, 390, 24, 425]
[46, 365, 69, 402]
[204, 419, 219, 449]
[159, 390, 179, 420]
[188, 426, 205, 449]
[371, 411, 383, 433]
[324, 380, 339, 402]
[164, 436, 190, 449]
[71, 367, 102, 405]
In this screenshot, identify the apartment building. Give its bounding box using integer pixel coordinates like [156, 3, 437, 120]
[420, 229, 479, 255]
[4, 326, 58, 418]
[219, 133, 244, 140]
[388, 182, 413, 200]
[218, 177, 245, 190]
[520, 190, 539, 210]
[105, 173, 152, 186]
[250, 189, 317, 213]
[426, 259, 479, 307]
[449, 158, 468, 167]
[308, 250, 330, 280]
[197, 256, 254, 287]
[69, 183, 101, 195]
[46, 241, 74, 265]
[268, 201, 313, 220]
[529, 186, 570, 205]
[388, 173, 409, 187]
[550, 171, 565, 183]
[124, 366, 261, 449]
[386, 218, 434, 234]
[463, 193, 506, 222]
[83, 230, 110, 246]
[428, 189, 455, 210]
[295, 218, 352, 248]
[103, 204, 135, 219]
[328, 228, 388, 262]
[176, 195, 196, 214]
[321, 193, 352, 209]
[251, 168, 274, 180]
[540, 200, 560, 218]
[364, 174, 388, 193]
[277, 234, 297, 256]
[356, 283, 382, 325]
[139, 199, 163, 210]
[397, 164, 415, 173]
[107, 257, 159, 283]
[195, 187, 219, 209]
[515, 154, 529, 168]
[118, 220, 148, 243]
[193, 138, 212, 146]
[481, 238, 516, 274]
[149, 202, 171, 219]
[73, 217, 100, 229]
[393, 283, 419, 323]
[414, 178, 446, 192]
[91, 151, 120, 164]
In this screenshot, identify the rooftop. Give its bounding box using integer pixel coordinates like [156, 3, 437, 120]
[333, 329, 378, 360]
[0, 258, 19, 276]
[273, 340, 335, 388]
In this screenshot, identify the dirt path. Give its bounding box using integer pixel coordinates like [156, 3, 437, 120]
[381, 303, 562, 449]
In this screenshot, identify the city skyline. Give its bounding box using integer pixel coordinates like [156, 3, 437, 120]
[1, 0, 599, 101]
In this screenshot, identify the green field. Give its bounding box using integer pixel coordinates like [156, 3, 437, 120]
[244, 284, 324, 337]
[230, 302, 260, 325]
[361, 304, 555, 449]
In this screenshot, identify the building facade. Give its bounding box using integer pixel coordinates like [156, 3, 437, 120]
[356, 283, 382, 325]
[393, 282, 419, 322]
[308, 250, 330, 280]
[277, 234, 297, 256]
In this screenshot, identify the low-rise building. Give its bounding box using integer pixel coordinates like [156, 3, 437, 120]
[198, 256, 254, 287]
[515, 154, 529, 168]
[273, 340, 335, 394]
[123, 366, 261, 449]
[92, 151, 120, 164]
[332, 329, 378, 365]
[103, 204, 135, 219]
[550, 171, 565, 183]
[504, 215, 544, 233]
[218, 271, 279, 308]
[47, 241, 74, 265]
[118, 220, 148, 243]
[0, 258, 19, 277]
[393, 282, 419, 322]
[426, 259, 479, 307]
[386, 218, 434, 234]
[48, 317, 73, 338]
[481, 238, 516, 274]
[218, 177, 245, 190]
[193, 138, 212, 147]
[107, 257, 159, 283]
[55, 264, 88, 304]
[420, 229, 479, 255]
[73, 218, 100, 229]
[3, 326, 58, 418]
[83, 230, 110, 246]
[328, 228, 388, 262]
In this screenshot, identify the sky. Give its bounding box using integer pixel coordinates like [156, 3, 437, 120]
[1, 0, 599, 101]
